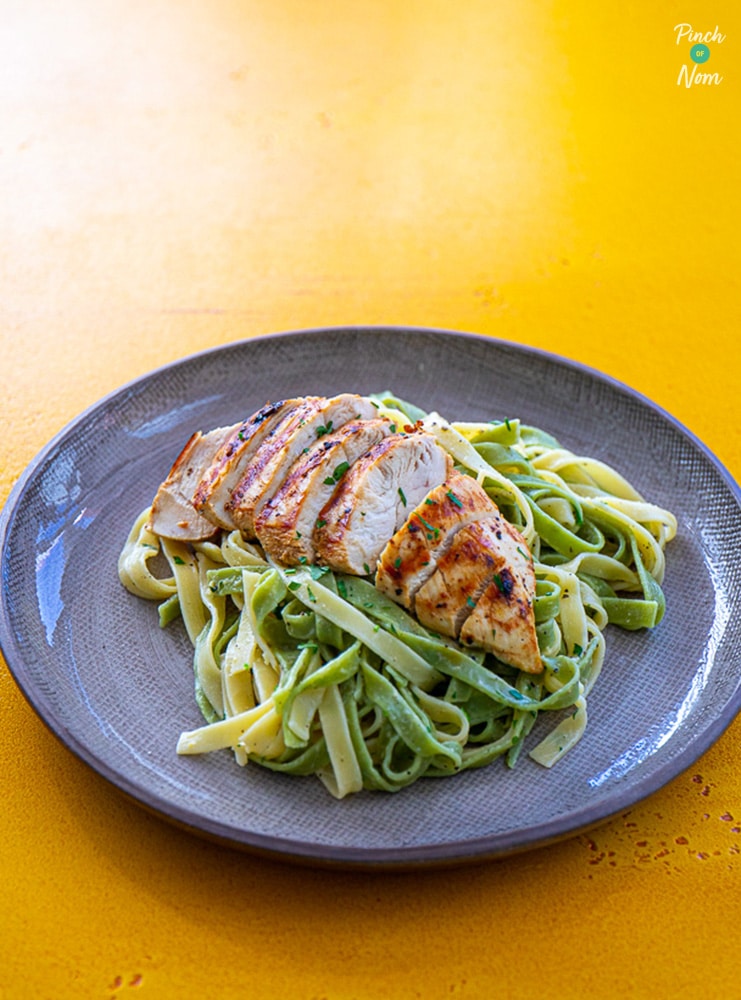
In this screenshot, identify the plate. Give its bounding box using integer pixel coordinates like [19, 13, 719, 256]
[1, 326, 740, 868]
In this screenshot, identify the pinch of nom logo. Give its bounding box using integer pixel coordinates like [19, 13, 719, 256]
[675, 23, 725, 87]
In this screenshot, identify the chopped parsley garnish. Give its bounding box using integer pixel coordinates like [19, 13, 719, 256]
[288, 581, 301, 591]
[315, 518, 327, 529]
[446, 489, 463, 508]
[316, 421, 333, 438]
[323, 461, 350, 486]
[573, 643, 584, 657]
[363, 563, 371, 575]
[398, 487, 407, 506]
[306, 586, 316, 603]
[394, 557, 402, 569]
[466, 596, 476, 608]
[337, 579, 348, 599]
[309, 564, 330, 580]
[173, 556, 185, 565]
[493, 573, 504, 591]
[389, 423, 397, 433]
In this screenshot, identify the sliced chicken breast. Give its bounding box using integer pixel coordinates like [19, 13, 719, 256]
[193, 398, 307, 530]
[313, 432, 450, 575]
[412, 518, 510, 639]
[255, 417, 394, 564]
[375, 469, 499, 608]
[228, 394, 378, 538]
[458, 522, 540, 673]
[148, 424, 239, 541]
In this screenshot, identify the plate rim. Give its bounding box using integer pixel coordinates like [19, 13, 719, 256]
[2, 325, 740, 868]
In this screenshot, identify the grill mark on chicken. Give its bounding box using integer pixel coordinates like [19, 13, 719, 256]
[255, 417, 393, 564]
[411, 518, 510, 639]
[192, 398, 305, 530]
[377, 467, 541, 672]
[228, 394, 377, 538]
[458, 524, 541, 673]
[375, 469, 499, 608]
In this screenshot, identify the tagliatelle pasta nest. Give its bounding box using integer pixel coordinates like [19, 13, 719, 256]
[118, 392, 676, 798]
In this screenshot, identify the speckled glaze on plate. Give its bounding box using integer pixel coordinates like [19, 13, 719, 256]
[1, 327, 740, 868]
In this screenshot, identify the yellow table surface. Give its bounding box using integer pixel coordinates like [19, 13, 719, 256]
[1, 2, 739, 997]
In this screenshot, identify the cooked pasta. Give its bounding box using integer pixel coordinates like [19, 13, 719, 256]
[118, 393, 676, 797]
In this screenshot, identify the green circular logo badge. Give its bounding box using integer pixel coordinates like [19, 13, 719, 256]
[690, 44, 711, 63]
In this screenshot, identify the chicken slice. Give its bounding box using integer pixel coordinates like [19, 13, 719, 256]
[412, 518, 511, 639]
[228, 394, 378, 538]
[411, 509, 541, 673]
[375, 469, 499, 608]
[313, 432, 450, 575]
[148, 424, 239, 541]
[192, 398, 307, 531]
[255, 417, 394, 564]
[458, 522, 541, 673]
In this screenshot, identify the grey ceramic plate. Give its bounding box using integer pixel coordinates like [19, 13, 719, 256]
[1, 327, 740, 868]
